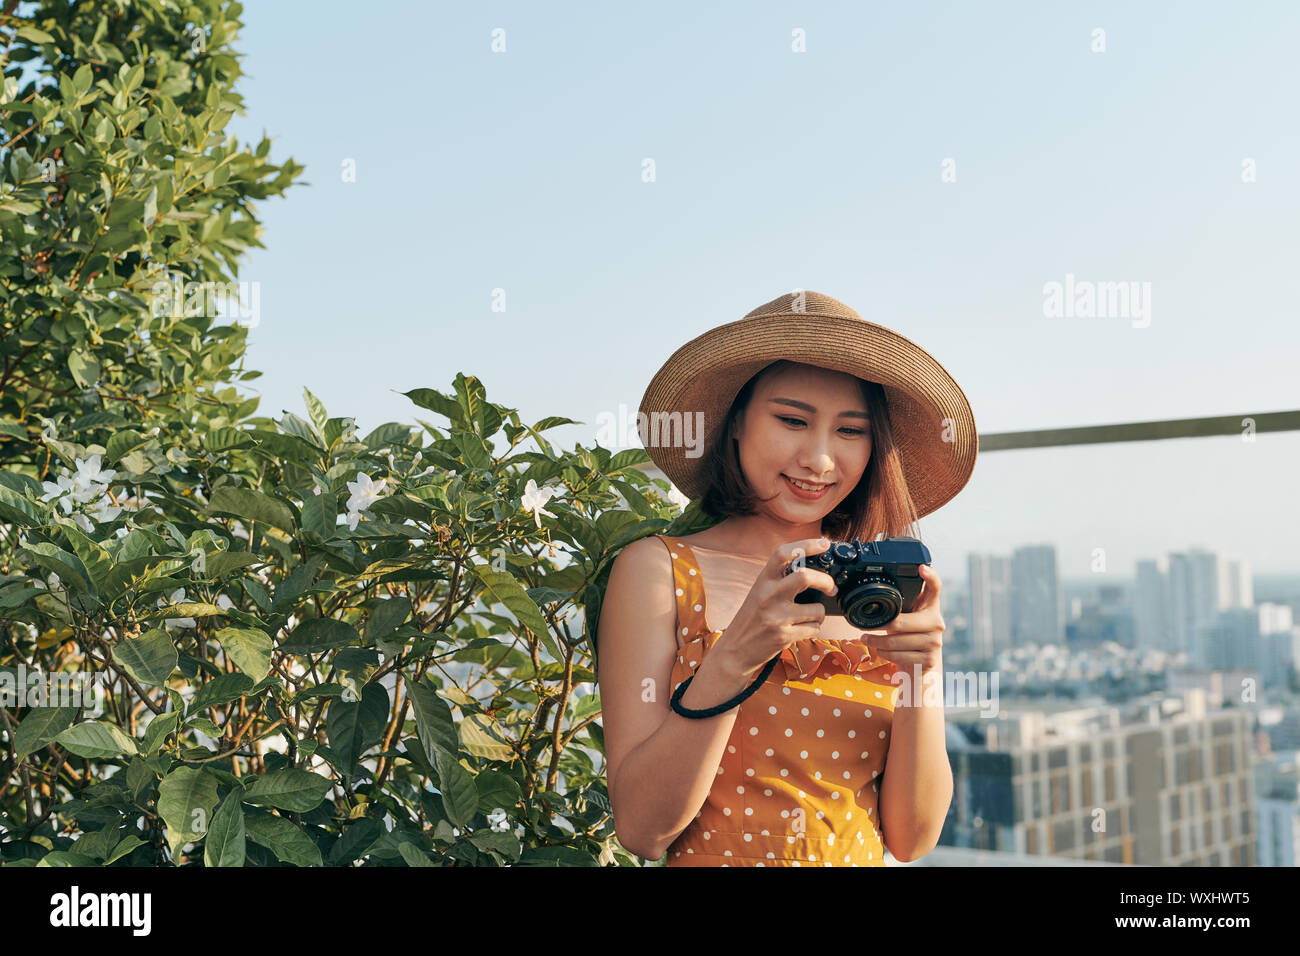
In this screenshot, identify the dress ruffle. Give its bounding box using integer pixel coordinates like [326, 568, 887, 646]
[778, 636, 894, 683]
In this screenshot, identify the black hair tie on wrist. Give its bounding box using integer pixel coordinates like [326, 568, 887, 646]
[669, 654, 781, 718]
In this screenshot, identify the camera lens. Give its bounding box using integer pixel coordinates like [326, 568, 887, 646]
[841, 574, 902, 629]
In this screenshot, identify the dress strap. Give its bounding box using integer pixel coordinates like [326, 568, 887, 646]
[654, 535, 710, 647]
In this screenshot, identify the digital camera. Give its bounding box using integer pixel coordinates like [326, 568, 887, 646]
[784, 536, 932, 629]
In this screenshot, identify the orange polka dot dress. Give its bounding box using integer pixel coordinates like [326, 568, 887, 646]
[657, 535, 903, 867]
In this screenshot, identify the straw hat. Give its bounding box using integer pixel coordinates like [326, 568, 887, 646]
[637, 289, 978, 518]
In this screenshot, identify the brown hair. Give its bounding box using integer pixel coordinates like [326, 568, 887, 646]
[699, 360, 921, 542]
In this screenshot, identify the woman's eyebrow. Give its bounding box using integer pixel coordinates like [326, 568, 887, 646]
[769, 397, 870, 420]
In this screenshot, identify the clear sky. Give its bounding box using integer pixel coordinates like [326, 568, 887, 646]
[223, 1, 1300, 581]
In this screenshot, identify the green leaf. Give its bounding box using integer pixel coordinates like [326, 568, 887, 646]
[302, 387, 329, 439]
[37, 851, 101, 867]
[326, 682, 388, 775]
[104, 835, 146, 864]
[206, 486, 296, 533]
[279, 617, 360, 654]
[141, 710, 179, 755]
[12, 706, 77, 762]
[68, 350, 101, 388]
[300, 489, 337, 539]
[458, 713, 515, 761]
[430, 744, 478, 828]
[203, 792, 246, 867]
[471, 564, 558, 659]
[55, 721, 138, 760]
[213, 626, 272, 682]
[407, 678, 458, 759]
[157, 766, 220, 859]
[326, 817, 382, 865]
[20, 542, 92, 592]
[243, 810, 322, 867]
[17, 25, 55, 43]
[242, 768, 332, 813]
[112, 627, 177, 685]
[186, 672, 254, 717]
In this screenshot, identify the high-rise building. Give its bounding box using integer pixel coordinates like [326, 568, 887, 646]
[1135, 557, 1174, 653]
[968, 553, 1011, 660]
[942, 695, 1256, 865]
[1219, 556, 1254, 610]
[1011, 545, 1063, 648]
[1168, 549, 1221, 666]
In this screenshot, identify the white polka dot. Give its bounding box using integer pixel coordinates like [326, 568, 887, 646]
[780, 769, 788, 777]
[694, 604, 702, 612]
[744, 807, 753, 815]
[831, 791, 840, 800]
[676, 588, 683, 595]
[875, 691, 883, 698]
[764, 789, 772, 796]
[814, 771, 822, 779]
[744, 833, 753, 842]
[749, 726, 758, 735]
[782, 687, 791, 695]
[843, 770, 852, 779]
[780, 810, 789, 818]
[833, 708, 841, 716]
[845, 854, 852, 862]
[816, 729, 825, 737]
[723, 849, 731, 855]
[809, 854, 816, 861]
[845, 690, 853, 697]
[814, 688, 822, 695]
[768, 706, 777, 714]
[847, 730, 856, 738]
[716, 767, 724, 775]
[746, 767, 755, 776]
[860, 751, 869, 759]
[872, 770, 879, 778]
[736, 786, 744, 793]
[728, 745, 735, 753]
[703, 832, 711, 840]
[811, 654, 819, 661]
[879, 730, 886, 738]
[828, 833, 835, 845]
[799, 749, 808, 758]
[765, 748, 774, 756]
[688, 569, 696, 576]
[767, 852, 775, 859]
[723, 808, 731, 815]
[801, 707, 809, 716]
[784, 728, 793, 736]
[799, 790, 806, 798]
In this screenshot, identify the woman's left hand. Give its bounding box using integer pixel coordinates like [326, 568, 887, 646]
[859, 564, 945, 672]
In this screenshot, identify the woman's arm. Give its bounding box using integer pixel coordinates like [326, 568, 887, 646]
[597, 537, 754, 861]
[877, 659, 953, 862]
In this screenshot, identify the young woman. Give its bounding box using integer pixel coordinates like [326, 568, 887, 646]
[596, 290, 978, 866]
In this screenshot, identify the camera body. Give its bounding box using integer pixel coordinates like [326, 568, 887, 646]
[784, 536, 932, 629]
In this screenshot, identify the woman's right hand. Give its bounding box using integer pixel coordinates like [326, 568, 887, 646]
[713, 537, 838, 681]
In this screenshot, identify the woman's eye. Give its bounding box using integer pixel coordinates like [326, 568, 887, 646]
[777, 416, 866, 437]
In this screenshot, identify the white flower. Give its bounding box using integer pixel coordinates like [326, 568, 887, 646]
[74, 454, 117, 489]
[521, 479, 559, 529]
[412, 452, 422, 466]
[159, 587, 196, 628]
[72, 512, 95, 534]
[666, 483, 690, 511]
[40, 473, 79, 513]
[345, 471, 387, 531]
[215, 593, 235, 610]
[89, 497, 122, 525]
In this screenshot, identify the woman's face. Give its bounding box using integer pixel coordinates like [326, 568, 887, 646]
[732, 364, 873, 525]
